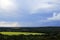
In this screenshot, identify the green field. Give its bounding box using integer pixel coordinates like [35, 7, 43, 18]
[0, 32, 44, 35]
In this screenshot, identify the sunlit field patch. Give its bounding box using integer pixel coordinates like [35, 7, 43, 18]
[0, 32, 44, 35]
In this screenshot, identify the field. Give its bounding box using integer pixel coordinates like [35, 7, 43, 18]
[0, 32, 44, 35]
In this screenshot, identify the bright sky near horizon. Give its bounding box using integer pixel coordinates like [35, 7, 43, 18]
[0, 0, 60, 27]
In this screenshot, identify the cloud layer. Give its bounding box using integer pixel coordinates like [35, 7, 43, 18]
[0, 21, 20, 27]
[0, 0, 17, 12]
[0, 0, 60, 27]
[48, 12, 60, 20]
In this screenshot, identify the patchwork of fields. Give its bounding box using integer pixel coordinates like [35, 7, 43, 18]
[0, 32, 44, 35]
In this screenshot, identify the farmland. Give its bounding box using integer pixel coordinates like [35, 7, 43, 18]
[0, 32, 44, 35]
[0, 27, 60, 40]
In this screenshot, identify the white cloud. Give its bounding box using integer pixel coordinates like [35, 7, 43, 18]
[0, 21, 21, 27]
[27, 0, 60, 14]
[0, 0, 17, 12]
[31, 3, 53, 12]
[38, 12, 60, 23]
[0, 0, 20, 18]
[48, 12, 60, 20]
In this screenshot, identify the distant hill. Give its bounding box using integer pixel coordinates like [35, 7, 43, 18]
[0, 27, 60, 33]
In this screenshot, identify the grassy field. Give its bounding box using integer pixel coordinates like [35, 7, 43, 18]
[0, 32, 44, 35]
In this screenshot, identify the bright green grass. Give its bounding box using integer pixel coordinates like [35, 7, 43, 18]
[0, 32, 44, 35]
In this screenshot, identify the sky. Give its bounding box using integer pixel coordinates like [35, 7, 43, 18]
[0, 0, 60, 27]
